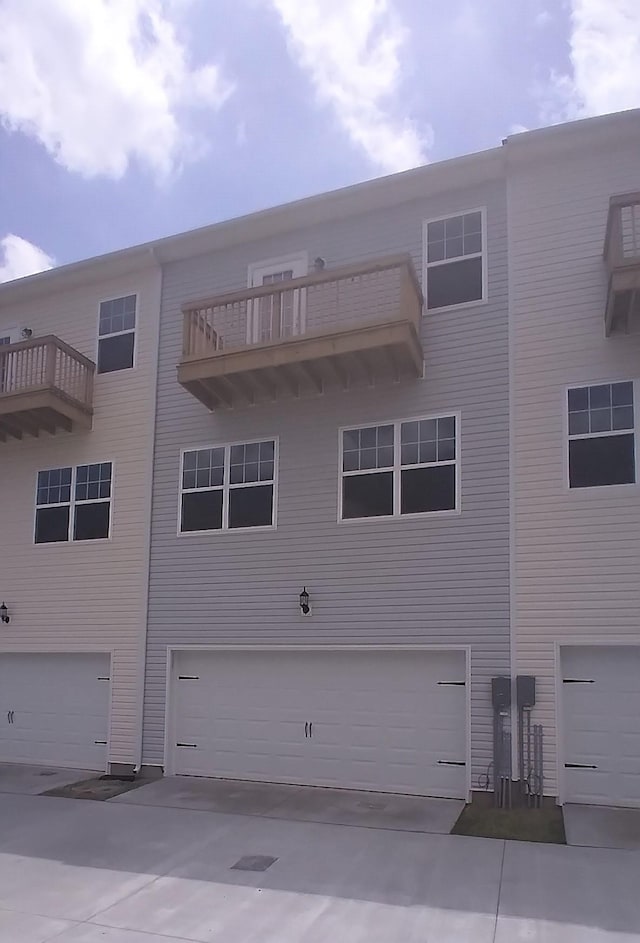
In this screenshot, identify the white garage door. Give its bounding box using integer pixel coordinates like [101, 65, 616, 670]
[170, 649, 468, 798]
[562, 646, 640, 808]
[0, 653, 111, 770]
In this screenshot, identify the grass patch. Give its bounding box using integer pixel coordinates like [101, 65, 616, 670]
[452, 800, 566, 843]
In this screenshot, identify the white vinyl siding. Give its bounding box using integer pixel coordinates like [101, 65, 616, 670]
[510, 124, 640, 797]
[0, 263, 161, 766]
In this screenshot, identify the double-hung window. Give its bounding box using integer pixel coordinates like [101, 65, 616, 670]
[180, 439, 276, 532]
[35, 463, 113, 543]
[568, 382, 635, 488]
[425, 211, 485, 310]
[341, 416, 458, 519]
[98, 295, 136, 373]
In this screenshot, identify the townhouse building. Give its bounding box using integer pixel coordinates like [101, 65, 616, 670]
[1, 107, 637, 809]
[140, 148, 511, 800]
[0, 248, 161, 773]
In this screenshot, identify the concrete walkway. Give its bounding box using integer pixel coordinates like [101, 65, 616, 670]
[111, 775, 464, 833]
[0, 762, 94, 796]
[564, 803, 640, 850]
[0, 793, 638, 942]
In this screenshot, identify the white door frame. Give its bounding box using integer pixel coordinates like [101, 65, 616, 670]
[163, 643, 472, 798]
[246, 252, 308, 344]
[555, 638, 640, 806]
[0, 648, 114, 772]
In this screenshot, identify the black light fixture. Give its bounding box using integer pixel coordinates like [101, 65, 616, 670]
[299, 587, 310, 615]
[20, 327, 33, 339]
[0, 602, 9, 624]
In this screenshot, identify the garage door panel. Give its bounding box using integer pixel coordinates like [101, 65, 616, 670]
[0, 653, 110, 770]
[171, 650, 467, 798]
[562, 646, 640, 808]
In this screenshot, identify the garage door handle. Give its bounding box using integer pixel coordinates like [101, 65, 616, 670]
[7, 711, 13, 724]
[564, 762, 598, 769]
[304, 722, 309, 738]
[309, 722, 313, 738]
[438, 760, 465, 766]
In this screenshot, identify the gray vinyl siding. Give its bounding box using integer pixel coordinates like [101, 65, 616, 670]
[143, 178, 510, 787]
[510, 129, 640, 797]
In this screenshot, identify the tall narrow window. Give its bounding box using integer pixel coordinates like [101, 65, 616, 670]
[98, 295, 136, 373]
[425, 211, 485, 310]
[341, 417, 458, 520]
[180, 440, 276, 532]
[568, 382, 635, 488]
[35, 463, 112, 542]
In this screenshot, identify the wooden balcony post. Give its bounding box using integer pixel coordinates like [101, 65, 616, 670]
[45, 341, 57, 388]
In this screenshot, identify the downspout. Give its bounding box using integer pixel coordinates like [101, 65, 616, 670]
[134, 244, 163, 774]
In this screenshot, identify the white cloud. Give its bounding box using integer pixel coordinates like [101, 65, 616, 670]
[534, 9, 553, 28]
[0, 0, 233, 180]
[0, 235, 55, 283]
[548, 0, 640, 119]
[267, 0, 429, 173]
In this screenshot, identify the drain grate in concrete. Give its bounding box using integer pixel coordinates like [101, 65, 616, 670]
[231, 855, 278, 872]
[37, 771, 58, 777]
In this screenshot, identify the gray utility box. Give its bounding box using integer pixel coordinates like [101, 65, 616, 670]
[491, 676, 511, 710]
[516, 675, 536, 708]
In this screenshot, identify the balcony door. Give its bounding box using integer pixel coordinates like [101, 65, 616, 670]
[0, 327, 18, 393]
[247, 254, 307, 344]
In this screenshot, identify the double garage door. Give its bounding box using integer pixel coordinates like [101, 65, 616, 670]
[562, 646, 640, 808]
[0, 653, 110, 770]
[169, 649, 468, 799]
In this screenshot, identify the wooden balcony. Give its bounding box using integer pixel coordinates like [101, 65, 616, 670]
[0, 336, 94, 442]
[604, 193, 640, 335]
[178, 254, 424, 410]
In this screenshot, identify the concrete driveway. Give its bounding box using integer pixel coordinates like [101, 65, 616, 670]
[0, 793, 639, 942]
[111, 775, 465, 833]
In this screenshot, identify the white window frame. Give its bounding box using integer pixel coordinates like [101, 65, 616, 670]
[423, 208, 487, 313]
[34, 462, 114, 545]
[564, 378, 639, 491]
[178, 437, 279, 535]
[96, 292, 138, 374]
[338, 412, 462, 523]
[246, 252, 308, 344]
[0, 325, 19, 344]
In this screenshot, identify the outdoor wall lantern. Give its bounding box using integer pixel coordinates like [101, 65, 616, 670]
[0, 602, 10, 624]
[299, 587, 311, 616]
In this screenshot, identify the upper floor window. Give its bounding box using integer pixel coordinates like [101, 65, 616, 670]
[98, 295, 136, 373]
[568, 382, 635, 488]
[180, 439, 276, 533]
[341, 417, 458, 520]
[425, 211, 485, 310]
[35, 463, 112, 543]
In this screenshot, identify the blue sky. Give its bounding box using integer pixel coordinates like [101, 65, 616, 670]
[0, 0, 638, 280]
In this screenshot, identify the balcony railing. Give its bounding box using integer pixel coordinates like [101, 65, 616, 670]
[178, 254, 424, 409]
[604, 193, 640, 335]
[0, 335, 95, 441]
